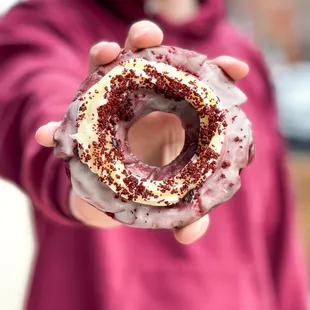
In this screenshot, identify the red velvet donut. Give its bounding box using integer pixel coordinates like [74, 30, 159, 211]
[54, 46, 254, 229]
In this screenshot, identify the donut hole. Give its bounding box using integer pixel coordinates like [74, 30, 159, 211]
[117, 89, 200, 180]
[127, 111, 185, 167]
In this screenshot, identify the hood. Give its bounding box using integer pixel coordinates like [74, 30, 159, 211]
[33, 0, 226, 40]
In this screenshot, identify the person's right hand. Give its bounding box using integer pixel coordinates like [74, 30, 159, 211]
[36, 21, 164, 230]
[35, 20, 249, 245]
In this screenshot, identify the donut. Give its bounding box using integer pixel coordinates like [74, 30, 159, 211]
[54, 46, 254, 229]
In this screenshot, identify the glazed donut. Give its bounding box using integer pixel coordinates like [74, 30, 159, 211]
[54, 46, 254, 229]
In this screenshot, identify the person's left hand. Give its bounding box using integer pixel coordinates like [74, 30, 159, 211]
[35, 20, 249, 245]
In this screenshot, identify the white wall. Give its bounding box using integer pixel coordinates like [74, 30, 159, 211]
[0, 0, 20, 14]
[0, 180, 35, 310]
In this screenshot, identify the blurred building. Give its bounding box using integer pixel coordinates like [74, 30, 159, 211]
[227, 0, 310, 63]
[296, 0, 310, 60]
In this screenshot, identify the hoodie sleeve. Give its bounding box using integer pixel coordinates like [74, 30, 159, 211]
[254, 52, 309, 309]
[0, 4, 89, 225]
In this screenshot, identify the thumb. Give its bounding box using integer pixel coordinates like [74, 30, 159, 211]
[35, 121, 61, 147]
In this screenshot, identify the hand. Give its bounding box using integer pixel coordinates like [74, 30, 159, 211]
[35, 20, 249, 244]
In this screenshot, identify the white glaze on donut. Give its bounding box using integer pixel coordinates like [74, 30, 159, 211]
[54, 46, 254, 229]
[71, 59, 226, 206]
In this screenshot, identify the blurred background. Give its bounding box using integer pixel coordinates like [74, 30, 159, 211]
[227, 0, 310, 275]
[0, 0, 309, 309]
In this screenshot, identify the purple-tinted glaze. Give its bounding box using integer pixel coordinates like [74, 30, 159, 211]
[54, 46, 254, 229]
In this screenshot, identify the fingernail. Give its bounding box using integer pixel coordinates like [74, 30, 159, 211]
[132, 27, 153, 39]
[91, 42, 108, 53]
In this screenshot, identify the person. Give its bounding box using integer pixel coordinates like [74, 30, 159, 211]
[0, 0, 308, 309]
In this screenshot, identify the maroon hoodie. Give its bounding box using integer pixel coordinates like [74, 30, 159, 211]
[0, 0, 308, 309]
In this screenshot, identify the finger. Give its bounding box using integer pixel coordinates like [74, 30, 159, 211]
[35, 121, 61, 147]
[124, 20, 163, 51]
[210, 56, 249, 81]
[70, 191, 122, 228]
[174, 215, 210, 244]
[88, 41, 121, 74]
